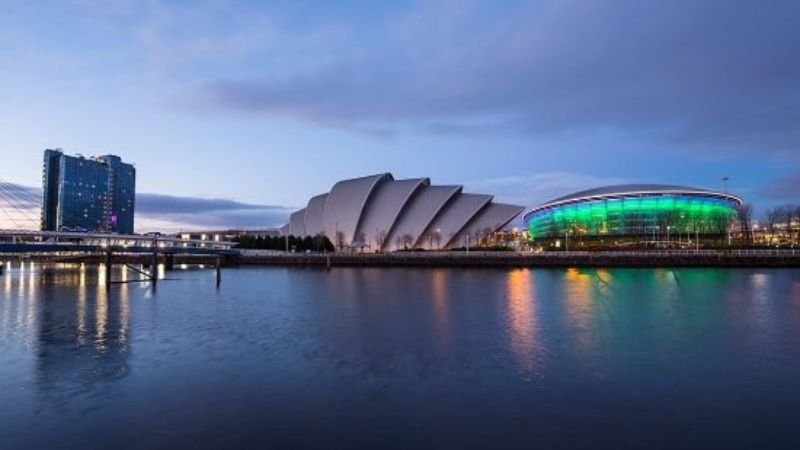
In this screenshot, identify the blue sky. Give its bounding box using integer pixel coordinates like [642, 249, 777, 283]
[1, 0, 798, 230]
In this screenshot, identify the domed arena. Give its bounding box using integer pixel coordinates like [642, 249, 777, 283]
[524, 185, 742, 241]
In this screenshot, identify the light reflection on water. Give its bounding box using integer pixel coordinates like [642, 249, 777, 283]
[1, 265, 800, 449]
[504, 268, 541, 379]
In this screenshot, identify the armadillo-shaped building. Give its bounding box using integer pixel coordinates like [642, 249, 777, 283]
[280, 173, 524, 251]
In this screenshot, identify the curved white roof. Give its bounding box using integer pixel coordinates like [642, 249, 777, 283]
[288, 208, 306, 236]
[450, 203, 525, 249]
[384, 185, 461, 251]
[304, 194, 328, 236]
[524, 184, 743, 220]
[322, 173, 393, 245]
[282, 172, 524, 251]
[418, 193, 493, 249]
[354, 178, 429, 249]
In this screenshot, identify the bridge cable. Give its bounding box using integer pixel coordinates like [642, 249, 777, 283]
[0, 181, 41, 230]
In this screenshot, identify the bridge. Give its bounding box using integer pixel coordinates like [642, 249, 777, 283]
[0, 229, 238, 256]
[0, 178, 237, 256]
[0, 179, 239, 286]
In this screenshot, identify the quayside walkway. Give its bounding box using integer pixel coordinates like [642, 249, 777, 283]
[234, 249, 800, 268]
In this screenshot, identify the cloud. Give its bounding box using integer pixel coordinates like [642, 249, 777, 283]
[0, 183, 292, 232]
[179, 0, 800, 157]
[466, 172, 630, 210]
[135, 193, 292, 232]
[757, 172, 800, 202]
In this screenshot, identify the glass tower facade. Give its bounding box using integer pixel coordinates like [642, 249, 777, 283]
[41, 149, 136, 234]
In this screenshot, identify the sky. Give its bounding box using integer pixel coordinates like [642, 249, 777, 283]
[1, 0, 798, 231]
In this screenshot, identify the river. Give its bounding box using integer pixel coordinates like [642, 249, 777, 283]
[1, 264, 799, 449]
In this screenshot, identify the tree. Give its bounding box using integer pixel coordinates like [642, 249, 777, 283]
[335, 231, 346, 252]
[764, 207, 784, 235]
[791, 205, 800, 244]
[401, 233, 415, 250]
[432, 229, 442, 250]
[374, 229, 388, 252]
[736, 203, 754, 245]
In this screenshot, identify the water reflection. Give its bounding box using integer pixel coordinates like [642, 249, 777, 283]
[21, 265, 133, 404]
[563, 268, 596, 352]
[431, 269, 450, 349]
[504, 269, 542, 378]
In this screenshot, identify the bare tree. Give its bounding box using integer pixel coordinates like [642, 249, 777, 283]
[792, 205, 800, 244]
[479, 227, 494, 247]
[374, 229, 388, 252]
[432, 229, 442, 250]
[401, 233, 415, 250]
[736, 203, 754, 245]
[335, 230, 346, 252]
[764, 207, 783, 235]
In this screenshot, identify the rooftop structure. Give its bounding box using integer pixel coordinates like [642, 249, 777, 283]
[282, 173, 524, 251]
[524, 184, 743, 239]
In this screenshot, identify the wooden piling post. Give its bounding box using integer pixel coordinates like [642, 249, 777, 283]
[215, 256, 222, 288]
[151, 237, 158, 285]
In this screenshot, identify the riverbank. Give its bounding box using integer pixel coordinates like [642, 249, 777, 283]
[235, 249, 800, 268]
[3, 249, 799, 268]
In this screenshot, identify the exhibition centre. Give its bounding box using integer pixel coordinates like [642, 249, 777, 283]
[524, 185, 742, 241]
[281, 173, 524, 251]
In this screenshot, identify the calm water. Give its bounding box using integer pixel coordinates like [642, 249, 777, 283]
[1, 264, 800, 449]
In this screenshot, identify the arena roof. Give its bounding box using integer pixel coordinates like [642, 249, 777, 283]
[524, 184, 743, 220]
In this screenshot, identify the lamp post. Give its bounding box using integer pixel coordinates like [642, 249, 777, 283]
[696, 228, 699, 252]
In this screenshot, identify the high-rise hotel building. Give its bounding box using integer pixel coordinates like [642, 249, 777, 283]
[41, 149, 136, 234]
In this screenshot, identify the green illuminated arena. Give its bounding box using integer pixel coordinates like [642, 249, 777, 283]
[524, 185, 742, 239]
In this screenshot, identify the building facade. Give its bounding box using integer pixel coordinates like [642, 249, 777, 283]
[41, 149, 136, 234]
[281, 173, 524, 251]
[524, 185, 742, 240]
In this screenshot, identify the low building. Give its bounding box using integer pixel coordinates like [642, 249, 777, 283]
[177, 229, 280, 243]
[281, 173, 524, 251]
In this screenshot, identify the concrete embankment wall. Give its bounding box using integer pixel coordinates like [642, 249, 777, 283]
[233, 252, 800, 268]
[4, 251, 800, 268]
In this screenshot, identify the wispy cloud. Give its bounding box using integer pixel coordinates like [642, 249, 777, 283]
[466, 172, 630, 210]
[757, 172, 800, 203]
[135, 193, 291, 232]
[0, 183, 292, 232]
